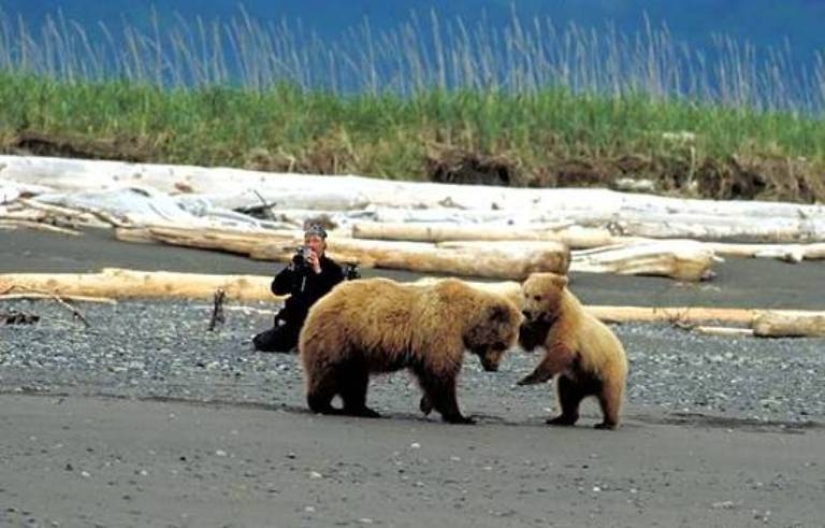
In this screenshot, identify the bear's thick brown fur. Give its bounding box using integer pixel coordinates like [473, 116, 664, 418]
[518, 272, 628, 429]
[299, 277, 522, 424]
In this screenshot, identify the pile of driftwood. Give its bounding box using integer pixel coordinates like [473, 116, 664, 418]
[1, 154, 824, 337]
[4, 155, 825, 280]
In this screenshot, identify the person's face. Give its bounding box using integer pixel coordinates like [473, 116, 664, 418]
[304, 234, 325, 255]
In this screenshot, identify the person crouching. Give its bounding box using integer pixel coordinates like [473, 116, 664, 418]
[252, 224, 345, 353]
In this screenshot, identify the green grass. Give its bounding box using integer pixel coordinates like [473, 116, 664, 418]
[2, 72, 824, 174]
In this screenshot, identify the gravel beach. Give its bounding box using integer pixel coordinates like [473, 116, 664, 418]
[1, 297, 824, 426]
[1, 227, 824, 527]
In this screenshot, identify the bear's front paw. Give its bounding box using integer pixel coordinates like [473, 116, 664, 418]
[419, 395, 433, 416]
[517, 374, 540, 386]
[445, 414, 476, 425]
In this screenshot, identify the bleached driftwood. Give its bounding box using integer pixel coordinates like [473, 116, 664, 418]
[706, 242, 825, 262]
[3, 269, 824, 338]
[120, 226, 572, 280]
[352, 221, 615, 248]
[352, 221, 825, 262]
[0, 293, 117, 304]
[0, 198, 115, 228]
[0, 220, 81, 235]
[752, 312, 825, 338]
[583, 304, 825, 338]
[438, 239, 718, 281]
[3, 154, 824, 242]
[569, 240, 720, 281]
[692, 326, 756, 337]
[118, 225, 722, 281]
[0, 268, 279, 302]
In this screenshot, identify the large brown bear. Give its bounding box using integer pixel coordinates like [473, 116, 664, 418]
[298, 277, 522, 424]
[517, 272, 628, 429]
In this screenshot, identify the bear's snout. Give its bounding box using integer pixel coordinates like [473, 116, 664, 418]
[481, 359, 499, 372]
[477, 350, 503, 372]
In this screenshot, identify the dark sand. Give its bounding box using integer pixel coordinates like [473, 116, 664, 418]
[1, 226, 824, 528]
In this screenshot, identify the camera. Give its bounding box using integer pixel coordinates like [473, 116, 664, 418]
[292, 246, 312, 271]
[343, 263, 361, 281]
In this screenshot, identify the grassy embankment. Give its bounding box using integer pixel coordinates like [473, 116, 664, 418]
[0, 10, 823, 202]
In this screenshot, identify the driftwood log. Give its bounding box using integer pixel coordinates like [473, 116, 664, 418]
[0, 268, 279, 302]
[115, 225, 719, 281]
[3, 154, 824, 242]
[351, 221, 825, 263]
[118, 226, 572, 280]
[692, 314, 825, 338]
[705, 242, 825, 263]
[569, 240, 719, 281]
[0, 293, 116, 304]
[752, 312, 825, 338]
[351, 221, 615, 249]
[2, 270, 823, 337]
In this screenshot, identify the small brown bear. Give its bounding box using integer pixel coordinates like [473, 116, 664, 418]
[517, 272, 628, 430]
[299, 277, 521, 424]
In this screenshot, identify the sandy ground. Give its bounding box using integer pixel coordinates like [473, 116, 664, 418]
[2, 394, 823, 528]
[1, 226, 825, 528]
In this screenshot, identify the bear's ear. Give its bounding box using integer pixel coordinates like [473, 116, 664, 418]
[550, 274, 569, 290]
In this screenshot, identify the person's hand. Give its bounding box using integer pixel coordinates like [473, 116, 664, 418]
[307, 249, 322, 274]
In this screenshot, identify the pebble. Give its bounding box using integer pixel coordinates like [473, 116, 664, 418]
[0, 299, 823, 424]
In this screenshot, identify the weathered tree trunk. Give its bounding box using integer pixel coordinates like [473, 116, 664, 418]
[121, 226, 572, 280]
[584, 306, 825, 329]
[705, 242, 825, 262]
[752, 312, 825, 337]
[351, 222, 825, 262]
[569, 240, 720, 281]
[0, 268, 278, 302]
[118, 226, 722, 281]
[584, 305, 757, 324]
[0, 292, 116, 304]
[351, 221, 614, 248]
[692, 326, 756, 337]
[3, 269, 823, 337]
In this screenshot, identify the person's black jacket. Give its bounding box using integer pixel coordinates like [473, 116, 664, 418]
[271, 255, 344, 327]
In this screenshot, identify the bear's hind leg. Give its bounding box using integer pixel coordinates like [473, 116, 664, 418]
[595, 379, 623, 430]
[307, 386, 338, 415]
[547, 375, 586, 426]
[416, 370, 474, 425]
[306, 366, 340, 415]
[339, 361, 380, 418]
